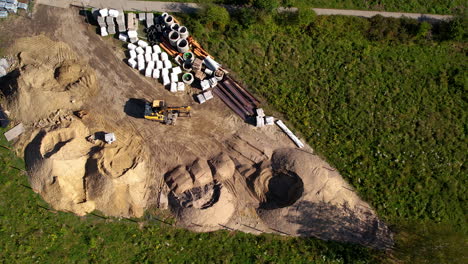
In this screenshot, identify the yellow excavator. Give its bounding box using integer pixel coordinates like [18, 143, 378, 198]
[144, 100, 191, 125]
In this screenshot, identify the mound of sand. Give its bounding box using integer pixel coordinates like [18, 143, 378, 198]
[26, 119, 150, 217]
[1, 35, 97, 124]
[254, 149, 393, 249]
[209, 152, 235, 182]
[166, 154, 237, 231]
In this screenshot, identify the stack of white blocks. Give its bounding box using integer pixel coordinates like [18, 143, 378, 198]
[197, 91, 214, 104]
[126, 42, 185, 93]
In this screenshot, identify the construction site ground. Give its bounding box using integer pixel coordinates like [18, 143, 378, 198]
[0, 5, 393, 249]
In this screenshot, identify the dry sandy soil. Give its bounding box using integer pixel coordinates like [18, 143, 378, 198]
[0, 5, 393, 249]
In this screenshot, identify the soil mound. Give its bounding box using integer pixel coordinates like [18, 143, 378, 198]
[166, 154, 237, 231]
[209, 152, 235, 182]
[26, 119, 150, 217]
[1, 35, 97, 124]
[254, 148, 393, 249]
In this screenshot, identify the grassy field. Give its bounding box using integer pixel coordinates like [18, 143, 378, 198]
[0, 128, 380, 263]
[144, 0, 466, 14]
[182, 9, 467, 227]
[179, 6, 467, 262]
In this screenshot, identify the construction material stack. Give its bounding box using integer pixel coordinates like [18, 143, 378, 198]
[91, 10, 305, 146]
[116, 11, 126, 33]
[1, 0, 29, 18]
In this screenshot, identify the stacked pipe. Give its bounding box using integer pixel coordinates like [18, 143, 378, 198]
[212, 75, 260, 121]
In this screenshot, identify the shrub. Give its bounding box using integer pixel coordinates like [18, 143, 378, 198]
[234, 7, 258, 28]
[447, 15, 467, 40]
[252, 0, 279, 12]
[200, 4, 230, 31]
[297, 5, 316, 26]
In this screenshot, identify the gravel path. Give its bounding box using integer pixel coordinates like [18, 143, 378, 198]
[37, 0, 452, 21]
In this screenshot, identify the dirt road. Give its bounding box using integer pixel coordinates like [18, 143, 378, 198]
[37, 0, 453, 21]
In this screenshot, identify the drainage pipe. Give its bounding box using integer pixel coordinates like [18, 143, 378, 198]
[176, 38, 190, 53]
[182, 73, 194, 85]
[164, 15, 174, 27]
[168, 30, 180, 47]
[178, 26, 189, 39]
[183, 52, 194, 63]
[170, 23, 180, 32]
[182, 61, 192, 72]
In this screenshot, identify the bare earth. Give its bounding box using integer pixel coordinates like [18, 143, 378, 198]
[0, 5, 393, 249]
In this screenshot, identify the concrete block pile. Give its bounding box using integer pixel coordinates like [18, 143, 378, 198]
[95, 8, 124, 37]
[0, 0, 29, 18]
[255, 108, 274, 128]
[94, 10, 225, 104]
[126, 41, 186, 93]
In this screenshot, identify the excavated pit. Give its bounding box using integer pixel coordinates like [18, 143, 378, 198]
[260, 170, 303, 210]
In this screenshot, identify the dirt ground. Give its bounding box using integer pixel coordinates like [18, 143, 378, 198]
[0, 5, 393, 249]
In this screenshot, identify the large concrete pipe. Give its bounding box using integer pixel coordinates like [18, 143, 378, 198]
[182, 73, 194, 85]
[182, 61, 192, 72]
[176, 38, 190, 53]
[183, 52, 195, 63]
[170, 23, 180, 32]
[178, 26, 189, 39]
[168, 30, 180, 47]
[164, 15, 174, 27]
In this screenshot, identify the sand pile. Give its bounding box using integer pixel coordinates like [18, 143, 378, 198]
[24, 117, 150, 217]
[252, 149, 393, 249]
[1, 36, 150, 218]
[1, 35, 97, 124]
[166, 154, 237, 231]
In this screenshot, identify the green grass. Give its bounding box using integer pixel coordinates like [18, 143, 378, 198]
[0, 126, 380, 263]
[183, 12, 467, 227]
[177, 9, 467, 262]
[143, 0, 465, 14]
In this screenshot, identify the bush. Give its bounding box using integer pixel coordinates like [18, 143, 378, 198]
[234, 7, 258, 28]
[252, 0, 279, 12]
[200, 4, 230, 31]
[416, 22, 432, 39]
[447, 16, 467, 41]
[297, 5, 316, 26]
[367, 15, 401, 41]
